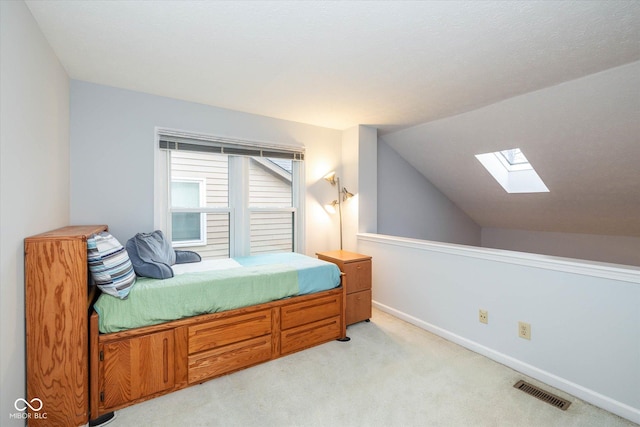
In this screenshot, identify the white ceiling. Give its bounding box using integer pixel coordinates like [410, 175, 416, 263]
[25, 0, 640, 237]
[26, 0, 640, 134]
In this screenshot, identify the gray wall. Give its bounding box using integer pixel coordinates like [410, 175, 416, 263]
[70, 81, 344, 254]
[482, 228, 640, 267]
[377, 140, 481, 246]
[0, 2, 70, 424]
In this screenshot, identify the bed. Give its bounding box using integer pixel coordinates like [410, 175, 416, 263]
[89, 252, 348, 420]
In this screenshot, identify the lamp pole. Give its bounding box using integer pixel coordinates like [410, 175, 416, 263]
[337, 177, 343, 250]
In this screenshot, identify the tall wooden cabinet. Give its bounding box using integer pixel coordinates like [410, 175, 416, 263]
[316, 250, 372, 325]
[25, 225, 107, 427]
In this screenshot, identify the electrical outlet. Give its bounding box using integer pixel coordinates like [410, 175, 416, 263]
[479, 309, 488, 324]
[518, 321, 531, 340]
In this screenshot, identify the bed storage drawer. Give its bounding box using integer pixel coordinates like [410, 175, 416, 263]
[188, 309, 272, 354]
[281, 316, 341, 355]
[188, 335, 272, 383]
[280, 294, 341, 330]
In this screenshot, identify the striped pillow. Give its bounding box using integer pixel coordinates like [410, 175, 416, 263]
[87, 232, 136, 299]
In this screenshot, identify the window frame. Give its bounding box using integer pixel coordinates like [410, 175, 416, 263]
[475, 148, 549, 194]
[154, 128, 305, 257]
[169, 177, 207, 248]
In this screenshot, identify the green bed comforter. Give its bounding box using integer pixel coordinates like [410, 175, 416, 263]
[94, 263, 298, 333]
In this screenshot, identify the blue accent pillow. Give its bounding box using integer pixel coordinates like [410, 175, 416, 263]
[126, 230, 201, 279]
[175, 250, 201, 264]
[87, 232, 136, 299]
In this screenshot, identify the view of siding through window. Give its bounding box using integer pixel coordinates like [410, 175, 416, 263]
[170, 151, 293, 259]
[171, 179, 207, 243]
[171, 151, 230, 259]
[248, 158, 293, 255]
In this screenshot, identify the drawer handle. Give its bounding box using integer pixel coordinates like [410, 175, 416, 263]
[163, 338, 169, 383]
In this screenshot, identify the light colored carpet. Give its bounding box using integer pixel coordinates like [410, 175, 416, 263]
[113, 309, 636, 427]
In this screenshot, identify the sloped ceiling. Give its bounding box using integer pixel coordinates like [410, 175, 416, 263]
[25, 0, 640, 236]
[382, 62, 640, 237]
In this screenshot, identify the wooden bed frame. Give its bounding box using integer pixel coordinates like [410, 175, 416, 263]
[89, 274, 347, 421]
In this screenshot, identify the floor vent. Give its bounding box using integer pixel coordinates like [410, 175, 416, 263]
[513, 380, 571, 411]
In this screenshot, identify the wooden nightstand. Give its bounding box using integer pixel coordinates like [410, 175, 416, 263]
[316, 250, 372, 325]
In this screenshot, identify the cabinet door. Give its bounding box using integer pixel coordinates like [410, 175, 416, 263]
[101, 330, 175, 410]
[343, 260, 372, 293]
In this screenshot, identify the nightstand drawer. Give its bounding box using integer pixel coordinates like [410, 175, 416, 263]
[346, 289, 372, 325]
[343, 260, 371, 294]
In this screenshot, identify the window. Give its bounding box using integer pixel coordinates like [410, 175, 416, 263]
[497, 148, 532, 171]
[249, 158, 294, 255]
[475, 147, 549, 193]
[167, 151, 230, 257]
[155, 130, 304, 260]
[171, 178, 206, 246]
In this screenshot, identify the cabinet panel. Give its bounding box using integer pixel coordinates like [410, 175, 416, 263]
[101, 330, 175, 410]
[343, 260, 371, 294]
[26, 239, 88, 426]
[25, 226, 107, 427]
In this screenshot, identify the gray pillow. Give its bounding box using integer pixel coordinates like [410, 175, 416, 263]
[175, 250, 202, 264]
[125, 230, 177, 279]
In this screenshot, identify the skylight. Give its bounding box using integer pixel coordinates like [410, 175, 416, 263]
[475, 148, 549, 194]
[497, 148, 532, 171]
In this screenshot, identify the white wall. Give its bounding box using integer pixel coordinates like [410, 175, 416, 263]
[377, 140, 481, 246]
[359, 233, 640, 424]
[482, 228, 640, 267]
[0, 1, 70, 424]
[358, 126, 378, 235]
[341, 125, 378, 252]
[70, 81, 343, 255]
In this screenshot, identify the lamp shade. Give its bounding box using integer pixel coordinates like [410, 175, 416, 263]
[342, 187, 354, 201]
[324, 199, 339, 214]
[323, 171, 337, 186]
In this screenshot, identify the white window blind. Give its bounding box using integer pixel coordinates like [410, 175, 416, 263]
[158, 131, 304, 160]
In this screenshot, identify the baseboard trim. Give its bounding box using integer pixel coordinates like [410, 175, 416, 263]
[373, 300, 640, 425]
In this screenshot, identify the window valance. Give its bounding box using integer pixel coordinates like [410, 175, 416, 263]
[158, 130, 305, 160]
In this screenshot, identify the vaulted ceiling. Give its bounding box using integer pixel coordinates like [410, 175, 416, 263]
[25, 1, 640, 236]
[381, 61, 640, 237]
